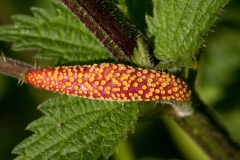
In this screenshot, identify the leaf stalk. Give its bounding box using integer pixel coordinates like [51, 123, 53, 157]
[173, 92, 240, 160]
[0, 55, 33, 81]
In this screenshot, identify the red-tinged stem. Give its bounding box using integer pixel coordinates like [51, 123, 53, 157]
[60, 0, 154, 64]
[0, 56, 33, 80]
[140, 92, 240, 159]
[172, 91, 240, 160]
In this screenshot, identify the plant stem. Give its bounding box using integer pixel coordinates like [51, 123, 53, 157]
[60, 0, 153, 64]
[0, 56, 33, 80]
[173, 92, 240, 160]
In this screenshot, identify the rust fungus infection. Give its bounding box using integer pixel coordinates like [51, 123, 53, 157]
[25, 63, 191, 102]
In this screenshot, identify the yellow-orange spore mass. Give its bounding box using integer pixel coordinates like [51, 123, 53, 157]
[25, 63, 191, 102]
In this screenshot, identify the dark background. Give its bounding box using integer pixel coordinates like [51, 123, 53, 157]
[0, 0, 240, 159]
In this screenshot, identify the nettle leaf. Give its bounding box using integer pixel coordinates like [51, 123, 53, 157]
[0, 1, 111, 64]
[147, 0, 229, 70]
[13, 95, 141, 160]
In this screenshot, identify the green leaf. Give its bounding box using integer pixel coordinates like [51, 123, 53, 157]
[147, 0, 229, 70]
[12, 95, 141, 160]
[0, 1, 112, 64]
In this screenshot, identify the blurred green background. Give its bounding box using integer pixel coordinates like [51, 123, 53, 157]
[0, 0, 240, 159]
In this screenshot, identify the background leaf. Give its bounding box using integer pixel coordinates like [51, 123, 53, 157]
[0, 1, 112, 65]
[13, 95, 140, 160]
[147, 0, 229, 70]
[196, 26, 240, 141]
[116, 0, 153, 35]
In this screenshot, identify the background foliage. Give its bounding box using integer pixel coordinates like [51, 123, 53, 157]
[0, 0, 240, 159]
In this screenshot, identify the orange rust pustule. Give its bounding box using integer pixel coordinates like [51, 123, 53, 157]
[25, 63, 191, 102]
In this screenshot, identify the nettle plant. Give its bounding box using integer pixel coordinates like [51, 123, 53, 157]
[0, 0, 239, 159]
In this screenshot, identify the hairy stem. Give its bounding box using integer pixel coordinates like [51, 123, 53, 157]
[60, 0, 153, 64]
[0, 56, 33, 80]
[173, 92, 240, 160]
